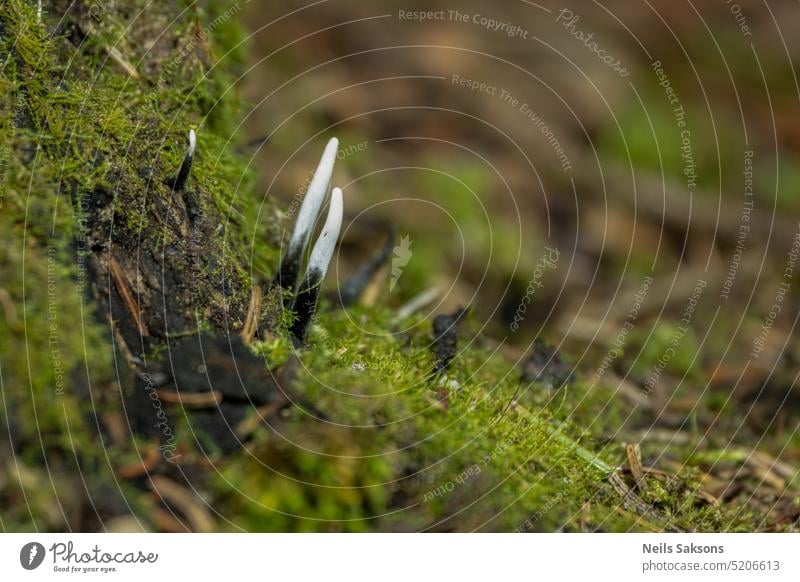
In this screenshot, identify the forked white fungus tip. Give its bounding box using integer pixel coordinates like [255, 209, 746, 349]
[289, 137, 339, 252]
[306, 187, 344, 280]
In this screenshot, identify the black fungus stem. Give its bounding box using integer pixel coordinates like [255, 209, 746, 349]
[167, 131, 196, 192]
[289, 269, 323, 346]
[432, 307, 468, 374]
[271, 244, 302, 304]
[170, 152, 193, 192]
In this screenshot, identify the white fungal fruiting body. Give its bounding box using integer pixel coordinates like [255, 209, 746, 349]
[288, 137, 339, 259]
[168, 129, 196, 192]
[305, 187, 344, 282]
[188, 129, 197, 158]
[288, 186, 345, 343]
[275, 138, 345, 343]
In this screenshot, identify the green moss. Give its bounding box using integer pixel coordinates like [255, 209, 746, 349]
[209, 307, 649, 531]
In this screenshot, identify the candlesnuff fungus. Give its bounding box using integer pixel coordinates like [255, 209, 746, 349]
[274, 137, 339, 292]
[289, 187, 344, 345]
[520, 340, 573, 389]
[337, 224, 396, 308]
[432, 307, 468, 374]
[167, 129, 196, 192]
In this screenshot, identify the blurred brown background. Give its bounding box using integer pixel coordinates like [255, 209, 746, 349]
[239, 0, 800, 427]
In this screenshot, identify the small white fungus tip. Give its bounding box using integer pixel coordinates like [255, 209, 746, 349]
[306, 187, 344, 280]
[187, 130, 197, 158]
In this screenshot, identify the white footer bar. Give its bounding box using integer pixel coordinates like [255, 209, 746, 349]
[1, 533, 798, 581]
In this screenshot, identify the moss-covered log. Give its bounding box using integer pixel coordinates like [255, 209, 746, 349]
[1, 0, 279, 531]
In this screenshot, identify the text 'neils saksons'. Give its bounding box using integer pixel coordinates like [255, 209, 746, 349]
[643, 543, 724, 554]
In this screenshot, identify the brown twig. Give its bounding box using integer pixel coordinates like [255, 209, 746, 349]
[101, 411, 128, 446]
[77, 20, 139, 78]
[104, 45, 139, 78]
[155, 389, 222, 408]
[607, 472, 683, 532]
[148, 475, 215, 532]
[626, 443, 650, 493]
[234, 396, 291, 439]
[109, 256, 148, 337]
[241, 285, 262, 345]
[118, 446, 161, 479]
